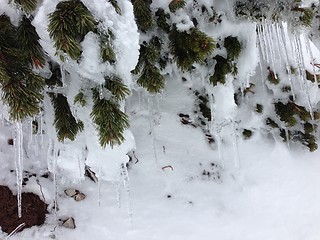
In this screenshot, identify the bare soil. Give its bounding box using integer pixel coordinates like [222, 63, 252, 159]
[0, 185, 48, 234]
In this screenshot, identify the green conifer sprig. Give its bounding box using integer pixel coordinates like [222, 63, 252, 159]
[169, 0, 186, 13]
[91, 89, 129, 147]
[100, 33, 116, 63]
[109, 0, 121, 15]
[224, 36, 242, 60]
[155, 8, 171, 33]
[49, 93, 84, 141]
[137, 64, 165, 93]
[209, 55, 231, 86]
[169, 27, 215, 70]
[132, 0, 153, 32]
[13, 0, 37, 13]
[1, 71, 44, 121]
[16, 16, 45, 68]
[74, 91, 87, 107]
[132, 37, 164, 93]
[0, 14, 45, 121]
[105, 76, 130, 101]
[48, 0, 95, 60]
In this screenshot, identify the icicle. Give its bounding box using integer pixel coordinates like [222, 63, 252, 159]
[265, 21, 277, 78]
[261, 20, 271, 63]
[120, 163, 133, 227]
[39, 112, 44, 147]
[14, 121, 23, 218]
[148, 97, 158, 165]
[27, 118, 33, 150]
[271, 23, 282, 66]
[116, 181, 121, 208]
[52, 140, 58, 216]
[284, 128, 290, 149]
[60, 64, 66, 87]
[99, 84, 104, 100]
[278, 23, 296, 100]
[232, 121, 240, 169]
[294, 35, 314, 120]
[304, 34, 318, 83]
[97, 157, 101, 207]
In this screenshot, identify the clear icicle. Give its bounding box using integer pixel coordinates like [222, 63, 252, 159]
[148, 97, 158, 165]
[39, 112, 44, 147]
[14, 121, 23, 218]
[278, 23, 296, 100]
[116, 181, 121, 208]
[232, 121, 240, 169]
[120, 163, 133, 227]
[304, 34, 318, 83]
[284, 128, 290, 149]
[294, 35, 314, 120]
[60, 64, 66, 87]
[52, 141, 60, 216]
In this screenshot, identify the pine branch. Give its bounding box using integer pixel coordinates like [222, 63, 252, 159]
[16, 16, 45, 68]
[137, 64, 165, 93]
[109, 0, 121, 15]
[169, 0, 186, 13]
[13, 0, 37, 13]
[48, 0, 96, 60]
[74, 91, 87, 107]
[49, 93, 83, 141]
[100, 32, 116, 63]
[169, 27, 215, 70]
[91, 89, 129, 148]
[132, 0, 153, 32]
[105, 75, 130, 101]
[155, 8, 171, 33]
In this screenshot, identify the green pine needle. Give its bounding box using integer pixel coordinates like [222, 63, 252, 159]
[13, 0, 37, 13]
[169, 27, 215, 70]
[105, 76, 130, 101]
[48, 0, 96, 60]
[132, 0, 153, 32]
[50, 93, 83, 141]
[109, 0, 122, 15]
[169, 0, 186, 13]
[91, 89, 129, 148]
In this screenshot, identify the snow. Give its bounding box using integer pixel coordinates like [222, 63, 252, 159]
[1, 0, 320, 239]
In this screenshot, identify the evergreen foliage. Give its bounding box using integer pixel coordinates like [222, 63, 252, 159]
[91, 89, 129, 147]
[100, 32, 116, 64]
[131, 0, 153, 32]
[155, 8, 171, 33]
[169, 27, 215, 70]
[74, 91, 87, 107]
[133, 37, 165, 93]
[13, 0, 37, 13]
[48, 0, 95, 60]
[105, 75, 130, 101]
[109, 0, 122, 15]
[49, 93, 84, 141]
[224, 36, 242, 60]
[210, 55, 231, 86]
[16, 16, 45, 68]
[267, 67, 280, 85]
[0, 14, 45, 121]
[169, 0, 186, 13]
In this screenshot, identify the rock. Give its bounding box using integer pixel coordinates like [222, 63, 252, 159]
[73, 192, 85, 201]
[64, 189, 78, 197]
[61, 217, 76, 229]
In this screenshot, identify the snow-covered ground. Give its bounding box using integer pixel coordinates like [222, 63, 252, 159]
[1, 0, 320, 239]
[1, 76, 320, 240]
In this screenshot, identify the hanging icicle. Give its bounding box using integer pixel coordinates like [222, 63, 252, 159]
[120, 163, 133, 227]
[14, 121, 24, 218]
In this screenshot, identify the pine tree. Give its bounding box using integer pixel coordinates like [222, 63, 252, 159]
[0, 14, 45, 121]
[48, 0, 96, 61]
[169, 27, 215, 70]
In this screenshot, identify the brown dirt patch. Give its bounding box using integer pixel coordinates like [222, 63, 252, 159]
[0, 185, 48, 234]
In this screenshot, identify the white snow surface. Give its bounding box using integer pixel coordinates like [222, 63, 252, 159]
[1, 0, 320, 239]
